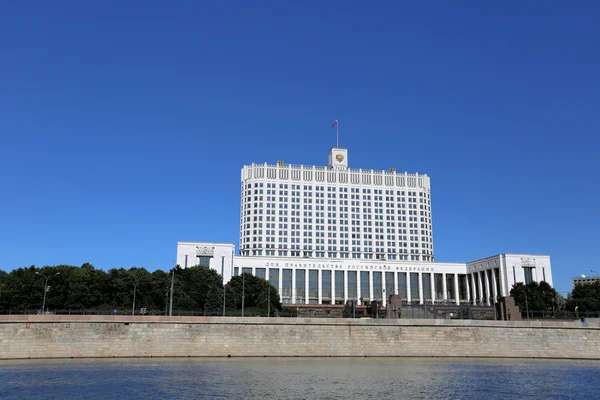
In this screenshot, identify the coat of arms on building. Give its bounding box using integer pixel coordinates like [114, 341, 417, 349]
[521, 257, 536, 267]
[336, 154, 344, 162]
[196, 246, 215, 256]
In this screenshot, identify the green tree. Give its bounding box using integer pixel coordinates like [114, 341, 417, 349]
[150, 270, 172, 315]
[0, 262, 236, 315]
[170, 265, 224, 312]
[510, 281, 559, 311]
[225, 273, 281, 313]
[203, 284, 223, 316]
[555, 292, 567, 311]
[567, 282, 600, 312]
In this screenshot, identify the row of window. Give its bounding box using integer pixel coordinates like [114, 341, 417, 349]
[232, 269, 461, 303]
[240, 249, 433, 261]
[245, 183, 429, 198]
[245, 216, 430, 229]
[246, 193, 430, 203]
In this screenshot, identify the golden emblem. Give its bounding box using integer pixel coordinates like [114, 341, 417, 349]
[336, 154, 344, 162]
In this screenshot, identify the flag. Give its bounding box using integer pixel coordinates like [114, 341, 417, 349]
[331, 120, 338, 128]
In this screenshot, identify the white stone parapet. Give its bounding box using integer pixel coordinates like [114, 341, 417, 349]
[241, 163, 430, 189]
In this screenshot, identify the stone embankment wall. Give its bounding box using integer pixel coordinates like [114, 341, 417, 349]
[1, 315, 599, 360]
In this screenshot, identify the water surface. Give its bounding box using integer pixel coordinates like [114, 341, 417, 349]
[1, 357, 598, 399]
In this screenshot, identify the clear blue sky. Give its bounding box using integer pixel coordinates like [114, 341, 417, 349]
[1, 2, 599, 294]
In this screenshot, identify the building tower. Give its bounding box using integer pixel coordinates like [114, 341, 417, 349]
[239, 147, 434, 262]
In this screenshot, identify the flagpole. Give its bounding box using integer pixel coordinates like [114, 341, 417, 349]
[336, 120, 339, 148]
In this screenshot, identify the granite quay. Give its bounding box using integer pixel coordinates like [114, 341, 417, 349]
[1, 315, 599, 360]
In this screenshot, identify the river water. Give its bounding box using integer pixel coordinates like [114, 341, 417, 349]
[1, 357, 599, 399]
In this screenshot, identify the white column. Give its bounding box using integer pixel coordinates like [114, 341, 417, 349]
[330, 270, 335, 305]
[430, 273, 435, 303]
[292, 269, 297, 304]
[471, 274, 477, 305]
[305, 268, 309, 305]
[381, 270, 387, 307]
[343, 270, 348, 304]
[418, 273, 424, 304]
[357, 271, 362, 305]
[465, 274, 471, 304]
[318, 270, 323, 305]
[477, 272, 484, 305]
[484, 270, 491, 306]
[394, 271, 399, 296]
[369, 271, 374, 302]
[442, 273, 448, 302]
[453, 273, 460, 305]
[491, 268, 498, 304]
[499, 257, 507, 297]
[278, 268, 283, 303]
[252, 267, 256, 276]
[406, 273, 412, 303]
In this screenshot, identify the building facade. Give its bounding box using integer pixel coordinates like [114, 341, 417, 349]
[572, 275, 600, 287]
[239, 147, 433, 262]
[177, 146, 553, 306]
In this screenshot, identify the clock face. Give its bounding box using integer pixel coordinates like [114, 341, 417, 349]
[336, 154, 344, 162]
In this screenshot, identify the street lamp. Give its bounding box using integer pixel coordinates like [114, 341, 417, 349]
[132, 284, 137, 316]
[165, 287, 169, 316]
[241, 272, 245, 317]
[169, 264, 175, 317]
[35, 271, 60, 314]
[524, 291, 530, 321]
[221, 256, 226, 317]
[591, 270, 599, 276]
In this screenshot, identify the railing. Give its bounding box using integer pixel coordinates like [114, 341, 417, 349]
[245, 164, 426, 178]
[520, 310, 600, 320]
[3, 308, 598, 320]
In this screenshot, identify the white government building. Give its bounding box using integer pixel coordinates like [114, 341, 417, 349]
[177, 147, 553, 307]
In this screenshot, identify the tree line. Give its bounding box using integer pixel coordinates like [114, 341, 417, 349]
[2, 264, 597, 315]
[0, 263, 281, 315]
[510, 280, 600, 312]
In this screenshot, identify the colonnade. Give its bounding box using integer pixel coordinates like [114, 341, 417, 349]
[234, 266, 509, 306]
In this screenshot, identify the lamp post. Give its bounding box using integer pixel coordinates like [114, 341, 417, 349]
[524, 291, 530, 321]
[165, 287, 169, 316]
[132, 284, 137, 316]
[374, 274, 380, 319]
[221, 256, 226, 317]
[169, 268, 175, 317]
[35, 271, 60, 314]
[241, 273, 245, 317]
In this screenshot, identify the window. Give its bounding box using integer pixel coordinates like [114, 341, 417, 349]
[335, 270, 344, 304]
[197, 256, 211, 267]
[410, 273, 419, 302]
[282, 269, 293, 303]
[348, 271, 357, 301]
[422, 273, 432, 301]
[296, 269, 306, 303]
[523, 267, 534, 285]
[360, 271, 370, 303]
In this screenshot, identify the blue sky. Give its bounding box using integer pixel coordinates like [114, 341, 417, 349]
[1, 2, 599, 294]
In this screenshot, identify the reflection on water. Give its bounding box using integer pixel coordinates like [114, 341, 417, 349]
[1, 357, 599, 399]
